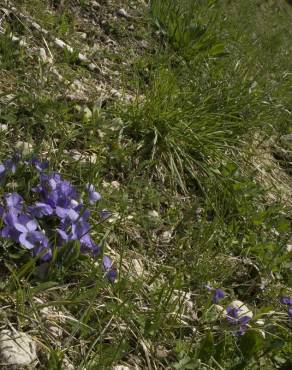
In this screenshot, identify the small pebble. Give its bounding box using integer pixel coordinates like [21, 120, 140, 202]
[148, 210, 159, 219]
[0, 124, 8, 132]
[117, 8, 130, 18]
[16, 141, 33, 156]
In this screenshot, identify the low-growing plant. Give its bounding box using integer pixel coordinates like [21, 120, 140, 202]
[0, 153, 116, 280]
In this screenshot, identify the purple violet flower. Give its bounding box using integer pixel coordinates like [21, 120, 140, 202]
[100, 210, 111, 220]
[102, 255, 117, 282]
[86, 184, 101, 205]
[5, 193, 24, 212]
[0, 154, 20, 179]
[106, 269, 117, 283]
[55, 206, 79, 221]
[12, 214, 40, 250]
[213, 288, 225, 303]
[2, 208, 21, 241]
[80, 238, 100, 257]
[226, 306, 251, 336]
[32, 244, 52, 261]
[281, 297, 292, 306]
[103, 255, 112, 270]
[288, 309, 292, 320]
[4, 158, 17, 174]
[0, 163, 6, 179]
[20, 230, 49, 252]
[30, 157, 49, 171]
[57, 208, 91, 246]
[28, 202, 53, 218]
[0, 163, 106, 265]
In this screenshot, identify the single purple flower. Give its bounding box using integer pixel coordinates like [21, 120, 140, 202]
[288, 309, 292, 320]
[40, 172, 62, 190]
[2, 208, 21, 241]
[5, 193, 24, 212]
[80, 238, 100, 257]
[28, 202, 53, 218]
[12, 214, 39, 250]
[30, 157, 49, 171]
[20, 230, 49, 252]
[0, 163, 6, 179]
[86, 184, 101, 205]
[100, 210, 111, 220]
[57, 209, 91, 246]
[213, 288, 225, 303]
[238, 316, 252, 325]
[33, 245, 52, 261]
[72, 220, 91, 241]
[106, 269, 117, 283]
[103, 255, 112, 270]
[0, 154, 20, 178]
[235, 325, 248, 336]
[226, 306, 240, 324]
[281, 297, 292, 306]
[4, 159, 17, 174]
[102, 255, 117, 282]
[56, 228, 72, 244]
[55, 206, 79, 221]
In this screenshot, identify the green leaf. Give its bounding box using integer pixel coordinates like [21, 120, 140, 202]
[239, 330, 264, 359]
[198, 332, 214, 361]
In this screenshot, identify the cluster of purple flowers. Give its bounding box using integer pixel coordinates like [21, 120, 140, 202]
[281, 296, 292, 320]
[225, 306, 252, 336]
[0, 155, 116, 281]
[207, 286, 252, 336]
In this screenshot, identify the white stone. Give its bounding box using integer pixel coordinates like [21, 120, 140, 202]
[108, 212, 120, 223]
[110, 89, 122, 98]
[62, 357, 74, 370]
[132, 258, 144, 277]
[79, 32, 87, 40]
[69, 150, 97, 164]
[40, 307, 63, 339]
[255, 319, 265, 326]
[214, 304, 225, 315]
[116, 8, 130, 18]
[228, 300, 253, 319]
[91, 1, 101, 8]
[161, 230, 172, 243]
[287, 244, 292, 252]
[148, 210, 159, 219]
[16, 141, 33, 156]
[102, 180, 110, 188]
[113, 366, 130, 370]
[111, 181, 120, 189]
[39, 48, 52, 64]
[83, 107, 92, 121]
[156, 345, 169, 358]
[285, 261, 292, 271]
[0, 124, 8, 132]
[0, 329, 37, 368]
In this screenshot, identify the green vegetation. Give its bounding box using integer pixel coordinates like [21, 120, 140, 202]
[0, 0, 291, 369]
